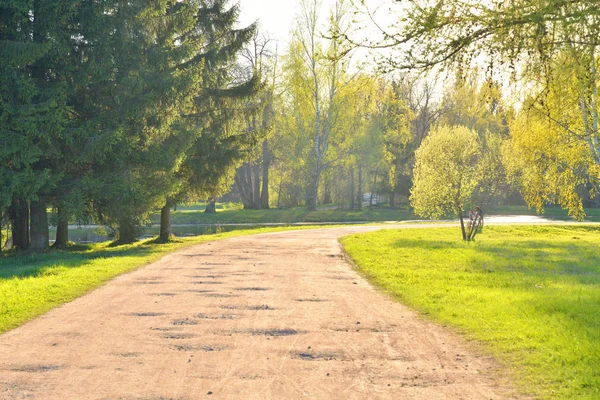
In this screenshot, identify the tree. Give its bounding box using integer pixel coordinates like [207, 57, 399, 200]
[349, 0, 600, 71]
[438, 71, 511, 137]
[380, 81, 415, 208]
[411, 125, 493, 240]
[342, 75, 381, 210]
[78, 0, 212, 244]
[234, 33, 277, 210]
[292, 0, 353, 210]
[505, 95, 597, 220]
[156, 1, 260, 242]
[0, 0, 81, 250]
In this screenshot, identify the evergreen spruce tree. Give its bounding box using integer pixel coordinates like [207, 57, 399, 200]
[157, 0, 260, 242]
[0, 0, 76, 250]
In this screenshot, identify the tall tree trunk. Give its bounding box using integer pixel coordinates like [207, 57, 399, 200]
[252, 164, 261, 209]
[459, 213, 467, 241]
[370, 169, 378, 206]
[52, 207, 69, 248]
[390, 191, 396, 209]
[205, 197, 217, 213]
[323, 181, 332, 205]
[307, 166, 320, 211]
[350, 168, 355, 209]
[261, 139, 270, 209]
[9, 198, 29, 250]
[235, 163, 254, 209]
[158, 197, 172, 242]
[245, 163, 254, 208]
[277, 174, 283, 209]
[357, 164, 363, 211]
[117, 217, 137, 244]
[30, 199, 49, 250]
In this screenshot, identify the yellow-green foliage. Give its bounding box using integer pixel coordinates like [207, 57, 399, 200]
[342, 226, 600, 399]
[411, 125, 481, 218]
[505, 90, 598, 221]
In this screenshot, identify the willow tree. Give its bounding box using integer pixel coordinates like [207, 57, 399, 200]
[505, 63, 600, 220]
[411, 125, 505, 240]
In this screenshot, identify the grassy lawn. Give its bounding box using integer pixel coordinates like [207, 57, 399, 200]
[0, 226, 319, 335]
[149, 204, 415, 225]
[341, 225, 600, 399]
[488, 205, 600, 221]
[150, 203, 600, 226]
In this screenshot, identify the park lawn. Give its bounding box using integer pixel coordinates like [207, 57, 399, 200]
[0, 226, 324, 335]
[341, 225, 599, 399]
[150, 205, 415, 225]
[153, 203, 600, 226]
[487, 205, 600, 221]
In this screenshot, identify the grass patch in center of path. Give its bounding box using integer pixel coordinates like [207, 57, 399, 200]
[0, 226, 327, 335]
[341, 225, 600, 399]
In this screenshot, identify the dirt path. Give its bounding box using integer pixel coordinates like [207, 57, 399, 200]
[0, 226, 517, 399]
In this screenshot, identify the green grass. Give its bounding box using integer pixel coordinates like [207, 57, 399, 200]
[149, 204, 415, 225]
[488, 205, 600, 221]
[0, 226, 323, 334]
[156, 203, 600, 226]
[341, 225, 600, 399]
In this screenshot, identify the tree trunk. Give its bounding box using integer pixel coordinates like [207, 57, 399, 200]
[370, 170, 378, 206]
[307, 167, 320, 211]
[117, 217, 137, 244]
[9, 198, 29, 250]
[205, 198, 217, 213]
[252, 164, 261, 209]
[459, 213, 467, 241]
[245, 163, 254, 208]
[350, 168, 355, 209]
[357, 164, 363, 211]
[261, 139, 270, 209]
[52, 207, 69, 248]
[390, 157, 401, 209]
[30, 199, 49, 250]
[323, 183, 332, 205]
[158, 198, 172, 242]
[277, 174, 283, 209]
[234, 163, 254, 209]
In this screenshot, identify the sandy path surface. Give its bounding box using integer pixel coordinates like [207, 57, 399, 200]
[0, 225, 516, 399]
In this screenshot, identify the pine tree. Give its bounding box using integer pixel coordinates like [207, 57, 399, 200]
[0, 0, 75, 250]
[157, 0, 260, 242]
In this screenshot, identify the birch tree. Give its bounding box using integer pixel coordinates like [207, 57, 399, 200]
[294, 0, 351, 210]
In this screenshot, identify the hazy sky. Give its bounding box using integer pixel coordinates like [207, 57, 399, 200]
[237, 0, 338, 47]
[238, 0, 298, 43]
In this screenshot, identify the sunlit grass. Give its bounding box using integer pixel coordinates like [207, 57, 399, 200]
[488, 205, 600, 221]
[341, 225, 600, 399]
[150, 205, 415, 225]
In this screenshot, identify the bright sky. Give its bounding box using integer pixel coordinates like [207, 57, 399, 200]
[237, 0, 341, 48]
[238, 0, 298, 45]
